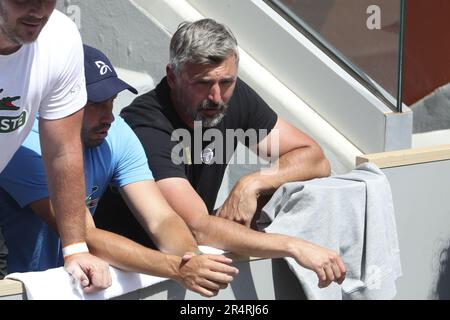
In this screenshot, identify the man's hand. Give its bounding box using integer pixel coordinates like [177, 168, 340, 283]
[64, 253, 112, 293]
[176, 253, 239, 297]
[290, 239, 346, 288]
[216, 176, 260, 227]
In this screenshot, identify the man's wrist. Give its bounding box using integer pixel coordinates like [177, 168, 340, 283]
[240, 173, 273, 197]
[167, 255, 184, 281]
[285, 236, 304, 259]
[62, 242, 89, 260]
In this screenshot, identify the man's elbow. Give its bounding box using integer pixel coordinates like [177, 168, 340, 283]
[311, 146, 331, 178]
[184, 215, 210, 246]
[317, 157, 331, 178]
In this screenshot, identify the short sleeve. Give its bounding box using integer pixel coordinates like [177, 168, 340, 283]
[38, 11, 87, 120]
[109, 118, 154, 188]
[232, 78, 278, 146]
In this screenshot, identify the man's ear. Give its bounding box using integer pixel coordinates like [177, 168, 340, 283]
[166, 64, 176, 89]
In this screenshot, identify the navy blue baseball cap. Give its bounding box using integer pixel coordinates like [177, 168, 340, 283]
[83, 45, 138, 103]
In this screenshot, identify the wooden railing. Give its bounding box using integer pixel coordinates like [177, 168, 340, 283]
[356, 144, 450, 168]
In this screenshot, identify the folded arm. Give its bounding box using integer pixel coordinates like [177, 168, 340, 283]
[157, 177, 345, 288]
[29, 179, 238, 297]
[217, 117, 331, 226]
[118, 180, 199, 256]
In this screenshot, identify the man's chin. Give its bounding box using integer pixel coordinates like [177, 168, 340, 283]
[201, 112, 226, 128]
[14, 23, 47, 44]
[19, 32, 41, 44]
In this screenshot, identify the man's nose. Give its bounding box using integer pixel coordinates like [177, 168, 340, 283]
[101, 111, 114, 125]
[208, 83, 222, 105]
[28, 0, 50, 19]
[101, 103, 115, 124]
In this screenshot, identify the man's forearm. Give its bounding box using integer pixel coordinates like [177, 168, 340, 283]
[216, 145, 331, 227]
[40, 111, 87, 247]
[150, 215, 199, 256]
[194, 214, 296, 259]
[118, 180, 199, 256]
[245, 146, 330, 196]
[45, 151, 86, 245]
[87, 228, 183, 279]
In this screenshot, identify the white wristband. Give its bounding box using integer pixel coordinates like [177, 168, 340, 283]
[62, 242, 89, 259]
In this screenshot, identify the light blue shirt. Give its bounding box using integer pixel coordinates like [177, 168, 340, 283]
[0, 116, 153, 273]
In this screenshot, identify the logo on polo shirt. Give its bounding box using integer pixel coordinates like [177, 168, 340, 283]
[95, 61, 112, 75]
[0, 89, 27, 133]
[201, 147, 214, 164]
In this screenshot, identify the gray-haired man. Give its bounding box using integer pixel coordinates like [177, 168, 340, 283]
[96, 19, 346, 289]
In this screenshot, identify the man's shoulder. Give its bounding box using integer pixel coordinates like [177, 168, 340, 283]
[231, 77, 258, 101]
[36, 10, 82, 60]
[223, 77, 260, 121]
[124, 78, 169, 113]
[124, 88, 160, 113]
[46, 10, 79, 34]
[121, 81, 176, 133]
[102, 117, 134, 148]
[107, 116, 134, 140]
[121, 90, 162, 126]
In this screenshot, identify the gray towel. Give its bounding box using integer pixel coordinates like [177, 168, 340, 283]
[259, 162, 402, 300]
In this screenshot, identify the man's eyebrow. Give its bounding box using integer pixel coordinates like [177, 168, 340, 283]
[221, 75, 236, 81]
[193, 75, 236, 82]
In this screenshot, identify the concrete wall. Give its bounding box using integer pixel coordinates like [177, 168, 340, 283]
[383, 160, 450, 299]
[117, 258, 306, 300]
[56, 0, 170, 83]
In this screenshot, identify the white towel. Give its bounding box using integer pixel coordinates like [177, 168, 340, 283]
[6, 266, 167, 300]
[259, 162, 402, 300]
[5, 246, 224, 300]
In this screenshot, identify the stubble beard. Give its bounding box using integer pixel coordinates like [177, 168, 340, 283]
[0, 6, 24, 47]
[188, 100, 229, 128]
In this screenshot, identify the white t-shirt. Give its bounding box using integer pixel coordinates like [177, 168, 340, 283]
[0, 10, 87, 172]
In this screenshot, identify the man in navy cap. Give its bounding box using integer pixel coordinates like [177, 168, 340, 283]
[0, 45, 238, 297]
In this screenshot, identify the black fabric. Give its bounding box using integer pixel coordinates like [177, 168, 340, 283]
[94, 77, 277, 240]
[94, 187, 157, 250]
[0, 226, 7, 279]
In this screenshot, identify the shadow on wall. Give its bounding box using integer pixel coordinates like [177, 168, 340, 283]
[411, 83, 450, 133]
[435, 242, 450, 300]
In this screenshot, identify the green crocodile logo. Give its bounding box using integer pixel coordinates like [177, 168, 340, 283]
[0, 89, 21, 111]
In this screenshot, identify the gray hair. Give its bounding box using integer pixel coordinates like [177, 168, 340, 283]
[169, 18, 239, 74]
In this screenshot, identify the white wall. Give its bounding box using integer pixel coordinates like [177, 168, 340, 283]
[383, 160, 450, 299]
[57, 0, 170, 82]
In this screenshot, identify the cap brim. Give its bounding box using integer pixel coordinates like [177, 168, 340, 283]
[87, 77, 138, 103]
